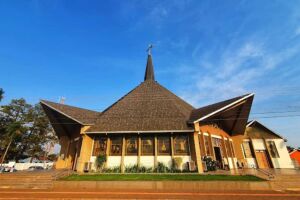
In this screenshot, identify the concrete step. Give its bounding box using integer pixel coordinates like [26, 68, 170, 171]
[0, 177, 53, 179]
[0, 185, 52, 189]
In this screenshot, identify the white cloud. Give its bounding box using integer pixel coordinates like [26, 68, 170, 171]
[179, 41, 300, 107]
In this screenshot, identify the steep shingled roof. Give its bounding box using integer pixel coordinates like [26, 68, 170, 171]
[86, 80, 195, 132]
[189, 94, 252, 122]
[41, 54, 254, 135]
[40, 100, 99, 125]
[246, 120, 284, 139]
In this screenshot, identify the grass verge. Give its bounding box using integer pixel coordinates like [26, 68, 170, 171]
[61, 174, 264, 181]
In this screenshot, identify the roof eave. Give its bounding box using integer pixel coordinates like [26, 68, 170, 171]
[246, 119, 285, 140]
[40, 100, 87, 125]
[193, 93, 255, 124]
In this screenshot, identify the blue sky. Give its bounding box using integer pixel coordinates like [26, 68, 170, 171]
[0, 0, 300, 147]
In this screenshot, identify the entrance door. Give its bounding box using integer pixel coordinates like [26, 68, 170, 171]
[214, 147, 223, 168]
[256, 150, 270, 168]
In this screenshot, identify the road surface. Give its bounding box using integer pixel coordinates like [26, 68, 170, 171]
[0, 189, 300, 199]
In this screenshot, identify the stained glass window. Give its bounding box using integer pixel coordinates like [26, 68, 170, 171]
[174, 135, 189, 155]
[141, 137, 154, 155]
[158, 136, 171, 155]
[93, 136, 107, 156]
[126, 136, 138, 155]
[110, 137, 122, 156]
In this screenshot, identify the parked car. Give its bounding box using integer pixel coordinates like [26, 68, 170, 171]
[27, 166, 44, 171]
[0, 166, 17, 173]
[0, 166, 5, 173]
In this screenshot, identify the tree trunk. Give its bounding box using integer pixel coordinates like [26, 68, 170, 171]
[1, 137, 13, 165]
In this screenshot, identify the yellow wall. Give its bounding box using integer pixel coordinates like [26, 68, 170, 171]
[76, 126, 93, 172]
[55, 136, 72, 169]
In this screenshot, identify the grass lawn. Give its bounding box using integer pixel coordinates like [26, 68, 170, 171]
[62, 174, 264, 181]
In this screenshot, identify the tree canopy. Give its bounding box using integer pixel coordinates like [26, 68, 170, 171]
[0, 98, 57, 162]
[0, 88, 3, 102]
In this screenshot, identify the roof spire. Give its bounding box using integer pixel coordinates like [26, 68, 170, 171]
[144, 44, 155, 81]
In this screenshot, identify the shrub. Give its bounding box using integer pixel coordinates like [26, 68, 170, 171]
[95, 155, 107, 172]
[139, 166, 147, 173]
[155, 162, 170, 173]
[145, 167, 153, 173]
[139, 166, 153, 173]
[102, 166, 121, 173]
[203, 156, 217, 171]
[125, 165, 139, 173]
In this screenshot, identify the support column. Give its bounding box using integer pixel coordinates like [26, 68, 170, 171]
[190, 131, 204, 173]
[199, 131, 206, 156]
[154, 135, 158, 168]
[171, 133, 174, 159]
[64, 139, 71, 169]
[221, 136, 230, 169]
[73, 139, 81, 171]
[263, 138, 274, 168]
[250, 138, 259, 168]
[137, 135, 141, 168]
[76, 134, 93, 172]
[105, 137, 110, 168]
[208, 133, 215, 159]
[121, 136, 126, 173]
[229, 140, 237, 169]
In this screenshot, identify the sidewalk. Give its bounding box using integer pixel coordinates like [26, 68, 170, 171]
[1, 169, 299, 193]
[52, 179, 300, 193]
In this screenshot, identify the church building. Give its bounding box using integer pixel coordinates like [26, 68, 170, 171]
[41, 52, 294, 173]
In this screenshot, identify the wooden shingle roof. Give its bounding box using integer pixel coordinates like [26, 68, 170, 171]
[41, 54, 255, 136]
[40, 100, 99, 125]
[189, 94, 251, 122]
[246, 120, 284, 139]
[87, 80, 195, 132]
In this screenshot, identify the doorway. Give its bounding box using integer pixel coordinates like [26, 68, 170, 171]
[256, 150, 271, 168]
[214, 147, 223, 168]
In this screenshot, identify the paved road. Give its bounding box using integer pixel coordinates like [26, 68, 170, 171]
[0, 189, 300, 199]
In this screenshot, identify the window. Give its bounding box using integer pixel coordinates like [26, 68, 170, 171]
[267, 141, 279, 158]
[110, 137, 122, 156]
[212, 137, 222, 147]
[212, 137, 224, 157]
[141, 136, 154, 155]
[173, 135, 189, 155]
[230, 141, 235, 157]
[126, 136, 138, 155]
[204, 135, 211, 155]
[225, 139, 232, 157]
[158, 136, 171, 155]
[242, 141, 253, 158]
[93, 136, 107, 156]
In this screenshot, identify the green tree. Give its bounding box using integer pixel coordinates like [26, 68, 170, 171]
[0, 88, 4, 102]
[0, 99, 57, 163]
[25, 104, 57, 162]
[0, 99, 31, 163]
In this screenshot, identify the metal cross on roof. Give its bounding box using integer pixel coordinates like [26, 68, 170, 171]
[146, 44, 153, 55]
